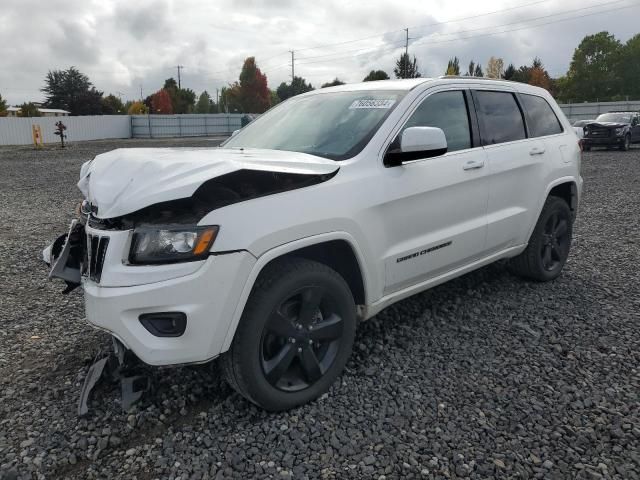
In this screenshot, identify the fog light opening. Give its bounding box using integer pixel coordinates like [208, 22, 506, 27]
[139, 312, 187, 337]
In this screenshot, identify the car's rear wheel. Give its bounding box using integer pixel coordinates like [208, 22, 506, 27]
[620, 134, 631, 151]
[508, 196, 573, 282]
[583, 144, 591, 151]
[221, 258, 356, 411]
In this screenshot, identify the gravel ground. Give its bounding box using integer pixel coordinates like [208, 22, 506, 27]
[0, 139, 638, 480]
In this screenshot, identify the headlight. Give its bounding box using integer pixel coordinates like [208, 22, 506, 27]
[129, 225, 219, 264]
[615, 127, 625, 136]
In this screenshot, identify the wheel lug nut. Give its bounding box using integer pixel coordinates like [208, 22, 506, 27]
[297, 347, 302, 353]
[308, 339, 313, 345]
[289, 337, 296, 344]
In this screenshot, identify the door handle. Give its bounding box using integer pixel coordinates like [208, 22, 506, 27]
[462, 159, 485, 170]
[529, 147, 546, 155]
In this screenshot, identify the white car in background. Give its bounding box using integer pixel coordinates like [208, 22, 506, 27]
[46, 77, 583, 411]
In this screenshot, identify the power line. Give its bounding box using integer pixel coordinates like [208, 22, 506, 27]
[294, 0, 638, 67]
[294, 0, 551, 53]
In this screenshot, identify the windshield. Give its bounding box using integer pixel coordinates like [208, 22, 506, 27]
[596, 113, 631, 124]
[222, 90, 405, 160]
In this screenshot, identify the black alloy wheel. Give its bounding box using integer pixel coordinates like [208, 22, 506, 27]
[540, 211, 570, 272]
[222, 258, 356, 411]
[260, 285, 344, 392]
[508, 195, 573, 282]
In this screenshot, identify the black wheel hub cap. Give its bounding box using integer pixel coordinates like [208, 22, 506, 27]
[541, 212, 569, 271]
[260, 286, 344, 392]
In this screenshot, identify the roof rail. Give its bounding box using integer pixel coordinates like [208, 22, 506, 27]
[438, 75, 522, 85]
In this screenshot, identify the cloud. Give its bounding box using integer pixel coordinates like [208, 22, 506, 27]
[0, 0, 638, 105]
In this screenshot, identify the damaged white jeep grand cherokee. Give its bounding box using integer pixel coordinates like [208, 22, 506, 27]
[46, 77, 582, 411]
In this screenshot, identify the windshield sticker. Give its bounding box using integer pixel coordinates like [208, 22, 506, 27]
[349, 99, 396, 109]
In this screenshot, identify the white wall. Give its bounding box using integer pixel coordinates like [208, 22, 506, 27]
[559, 100, 640, 122]
[0, 115, 131, 146]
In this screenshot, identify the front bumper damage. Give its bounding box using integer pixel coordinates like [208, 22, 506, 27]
[44, 220, 151, 415]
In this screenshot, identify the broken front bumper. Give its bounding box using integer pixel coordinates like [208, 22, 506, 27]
[83, 250, 256, 365]
[45, 222, 257, 366]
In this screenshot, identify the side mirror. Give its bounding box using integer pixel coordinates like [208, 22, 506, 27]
[385, 126, 448, 167]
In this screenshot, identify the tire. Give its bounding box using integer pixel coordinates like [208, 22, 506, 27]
[620, 134, 631, 151]
[508, 196, 573, 282]
[583, 145, 591, 151]
[221, 258, 356, 411]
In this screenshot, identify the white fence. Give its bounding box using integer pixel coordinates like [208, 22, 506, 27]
[0, 115, 131, 146]
[0, 114, 246, 145]
[559, 100, 640, 122]
[130, 114, 245, 138]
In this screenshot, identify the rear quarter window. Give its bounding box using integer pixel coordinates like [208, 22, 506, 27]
[521, 94, 563, 137]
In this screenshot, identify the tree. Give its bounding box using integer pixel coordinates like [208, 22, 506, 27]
[127, 101, 148, 114]
[102, 94, 125, 114]
[445, 57, 460, 75]
[175, 88, 196, 114]
[563, 31, 622, 101]
[276, 76, 314, 101]
[474, 64, 484, 77]
[528, 57, 552, 91]
[18, 102, 41, 117]
[321, 78, 345, 88]
[150, 89, 173, 114]
[219, 85, 242, 113]
[486, 57, 504, 79]
[238, 57, 270, 113]
[42, 66, 103, 115]
[0, 94, 7, 116]
[270, 90, 280, 106]
[503, 63, 516, 80]
[195, 91, 212, 114]
[466, 61, 475, 76]
[394, 53, 421, 79]
[617, 33, 640, 99]
[363, 70, 390, 81]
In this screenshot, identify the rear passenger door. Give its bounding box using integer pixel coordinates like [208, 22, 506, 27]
[472, 89, 548, 252]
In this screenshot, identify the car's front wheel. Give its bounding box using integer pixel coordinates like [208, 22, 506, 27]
[508, 196, 573, 282]
[620, 134, 631, 151]
[221, 258, 356, 411]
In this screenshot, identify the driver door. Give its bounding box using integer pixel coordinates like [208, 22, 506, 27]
[378, 89, 490, 295]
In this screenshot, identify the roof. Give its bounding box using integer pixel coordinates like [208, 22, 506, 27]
[301, 76, 550, 97]
[309, 78, 433, 93]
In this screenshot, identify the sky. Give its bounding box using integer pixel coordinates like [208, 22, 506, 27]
[1, 0, 639, 105]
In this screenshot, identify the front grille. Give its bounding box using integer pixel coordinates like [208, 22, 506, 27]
[86, 234, 109, 283]
[587, 128, 610, 138]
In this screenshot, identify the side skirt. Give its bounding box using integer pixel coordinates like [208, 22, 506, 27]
[362, 244, 526, 319]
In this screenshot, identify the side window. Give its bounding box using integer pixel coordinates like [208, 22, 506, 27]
[521, 94, 563, 137]
[474, 90, 526, 145]
[402, 90, 472, 152]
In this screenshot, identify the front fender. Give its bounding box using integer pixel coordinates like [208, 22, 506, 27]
[219, 231, 370, 353]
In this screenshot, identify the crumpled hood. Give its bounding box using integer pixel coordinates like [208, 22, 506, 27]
[78, 147, 340, 218]
[585, 122, 628, 128]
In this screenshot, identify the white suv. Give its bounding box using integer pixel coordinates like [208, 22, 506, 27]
[46, 77, 582, 411]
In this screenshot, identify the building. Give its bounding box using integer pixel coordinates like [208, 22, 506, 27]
[6, 107, 70, 117]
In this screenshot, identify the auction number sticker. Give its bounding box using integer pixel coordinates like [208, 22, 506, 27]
[349, 98, 396, 109]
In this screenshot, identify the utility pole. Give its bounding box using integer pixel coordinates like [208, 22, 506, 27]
[216, 88, 219, 105]
[404, 28, 409, 58]
[289, 50, 295, 81]
[176, 65, 184, 89]
[140, 85, 143, 101]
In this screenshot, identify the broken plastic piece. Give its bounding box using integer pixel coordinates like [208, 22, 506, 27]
[78, 354, 108, 416]
[121, 376, 150, 412]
